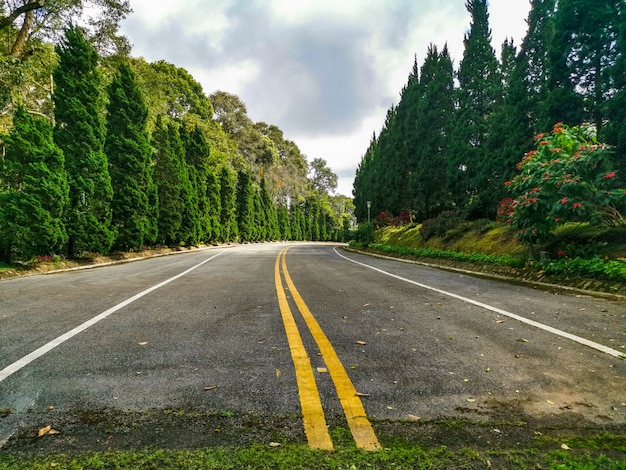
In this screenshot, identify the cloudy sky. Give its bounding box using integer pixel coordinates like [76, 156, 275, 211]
[120, 0, 531, 196]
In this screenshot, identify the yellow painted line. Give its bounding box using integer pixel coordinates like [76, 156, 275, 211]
[281, 249, 381, 451]
[274, 248, 334, 451]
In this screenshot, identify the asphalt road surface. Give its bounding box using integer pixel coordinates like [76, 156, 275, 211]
[1, 242, 625, 451]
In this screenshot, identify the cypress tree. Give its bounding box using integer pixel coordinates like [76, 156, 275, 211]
[152, 115, 183, 245]
[206, 168, 222, 242]
[260, 177, 279, 240]
[53, 27, 115, 256]
[181, 125, 211, 243]
[171, 123, 200, 245]
[277, 203, 291, 240]
[219, 166, 238, 242]
[0, 107, 68, 261]
[236, 170, 255, 242]
[105, 62, 157, 251]
[289, 201, 303, 241]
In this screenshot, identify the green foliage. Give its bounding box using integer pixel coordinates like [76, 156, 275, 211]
[53, 27, 115, 256]
[351, 223, 376, 247]
[538, 256, 626, 283]
[506, 123, 626, 246]
[419, 210, 467, 241]
[105, 61, 157, 251]
[0, 106, 68, 261]
[152, 116, 183, 245]
[367, 243, 525, 268]
[219, 166, 238, 243]
[236, 170, 255, 242]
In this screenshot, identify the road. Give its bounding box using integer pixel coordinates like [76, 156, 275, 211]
[1, 243, 625, 451]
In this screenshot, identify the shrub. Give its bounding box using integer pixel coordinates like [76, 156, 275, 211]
[419, 210, 466, 241]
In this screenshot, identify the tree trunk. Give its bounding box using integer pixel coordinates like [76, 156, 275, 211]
[10, 9, 34, 58]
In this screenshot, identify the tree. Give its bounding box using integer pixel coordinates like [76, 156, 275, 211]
[236, 170, 255, 241]
[0, 106, 68, 261]
[0, 0, 131, 59]
[260, 176, 279, 240]
[181, 125, 211, 242]
[219, 166, 238, 242]
[152, 115, 183, 245]
[53, 27, 114, 256]
[309, 157, 338, 194]
[105, 61, 157, 251]
[448, 0, 501, 216]
[547, 0, 620, 135]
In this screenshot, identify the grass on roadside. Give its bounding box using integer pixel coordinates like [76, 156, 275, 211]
[1, 440, 625, 470]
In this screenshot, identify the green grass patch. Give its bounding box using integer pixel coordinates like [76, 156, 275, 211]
[1, 441, 625, 470]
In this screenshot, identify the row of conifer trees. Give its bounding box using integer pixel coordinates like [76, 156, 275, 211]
[0, 28, 343, 263]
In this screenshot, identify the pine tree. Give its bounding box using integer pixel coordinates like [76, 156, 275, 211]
[448, 0, 501, 217]
[0, 107, 68, 261]
[219, 166, 238, 242]
[53, 27, 115, 256]
[277, 203, 291, 240]
[105, 62, 157, 251]
[205, 168, 222, 242]
[548, 0, 620, 133]
[410, 44, 455, 220]
[236, 170, 255, 241]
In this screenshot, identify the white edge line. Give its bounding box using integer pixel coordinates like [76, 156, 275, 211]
[0, 250, 226, 383]
[334, 248, 625, 359]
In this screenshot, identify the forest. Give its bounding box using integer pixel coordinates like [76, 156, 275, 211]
[353, 0, 626, 246]
[0, 1, 354, 262]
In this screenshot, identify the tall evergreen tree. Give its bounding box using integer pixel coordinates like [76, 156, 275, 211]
[0, 107, 68, 261]
[152, 115, 183, 245]
[219, 166, 238, 242]
[53, 27, 114, 256]
[205, 168, 222, 242]
[277, 202, 291, 240]
[410, 44, 455, 220]
[448, 0, 501, 217]
[181, 125, 211, 242]
[105, 62, 157, 251]
[236, 170, 255, 241]
[260, 177, 279, 240]
[548, 0, 620, 134]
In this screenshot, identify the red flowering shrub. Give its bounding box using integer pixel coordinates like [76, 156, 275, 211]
[506, 123, 626, 245]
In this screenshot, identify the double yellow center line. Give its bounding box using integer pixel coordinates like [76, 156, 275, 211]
[274, 247, 381, 451]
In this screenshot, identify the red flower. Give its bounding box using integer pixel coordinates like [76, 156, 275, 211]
[561, 198, 567, 204]
[539, 140, 550, 146]
[603, 171, 616, 179]
[557, 250, 566, 256]
[572, 202, 583, 209]
[534, 133, 546, 140]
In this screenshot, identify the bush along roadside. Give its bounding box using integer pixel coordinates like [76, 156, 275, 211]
[354, 243, 626, 288]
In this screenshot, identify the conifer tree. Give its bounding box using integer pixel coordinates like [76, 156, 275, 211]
[205, 168, 222, 242]
[289, 201, 304, 241]
[105, 62, 157, 251]
[277, 203, 291, 240]
[181, 125, 211, 242]
[152, 115, 183, 245]
[0, 107, 68, 261]
[260, 177, 279, 240]
[53, 27, 115, 256]
[171, 123, 200, 245]
[448, 0, 501, 216]
[219, 166, 238, 242]
[236, 170, 255, 241]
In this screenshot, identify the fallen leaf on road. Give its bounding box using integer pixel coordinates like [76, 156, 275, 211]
[486, 367, 491, 372]
[408, 414, 420, 421]
[546, 400, 555, 405]
[355, 341, 367, 345]
[349, 365, 357, 370]
[517, 338, 529, 343]
[204, 385, 218, 391]
[138, 342, 148, 346]
[467, 398, 476, 403]
[317, 367, 328, 373]
[269, 442, 281, 447]
[561, 443, 570, 450]
[363, 304, 370, 307]
[38, 426, 58, 437]
[495, 319, 505, 323]
[276, 368, 281, 378]
[48, 406, 54, 411]
[387, 406, 393, 410]
[355, 392, 370, 397]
